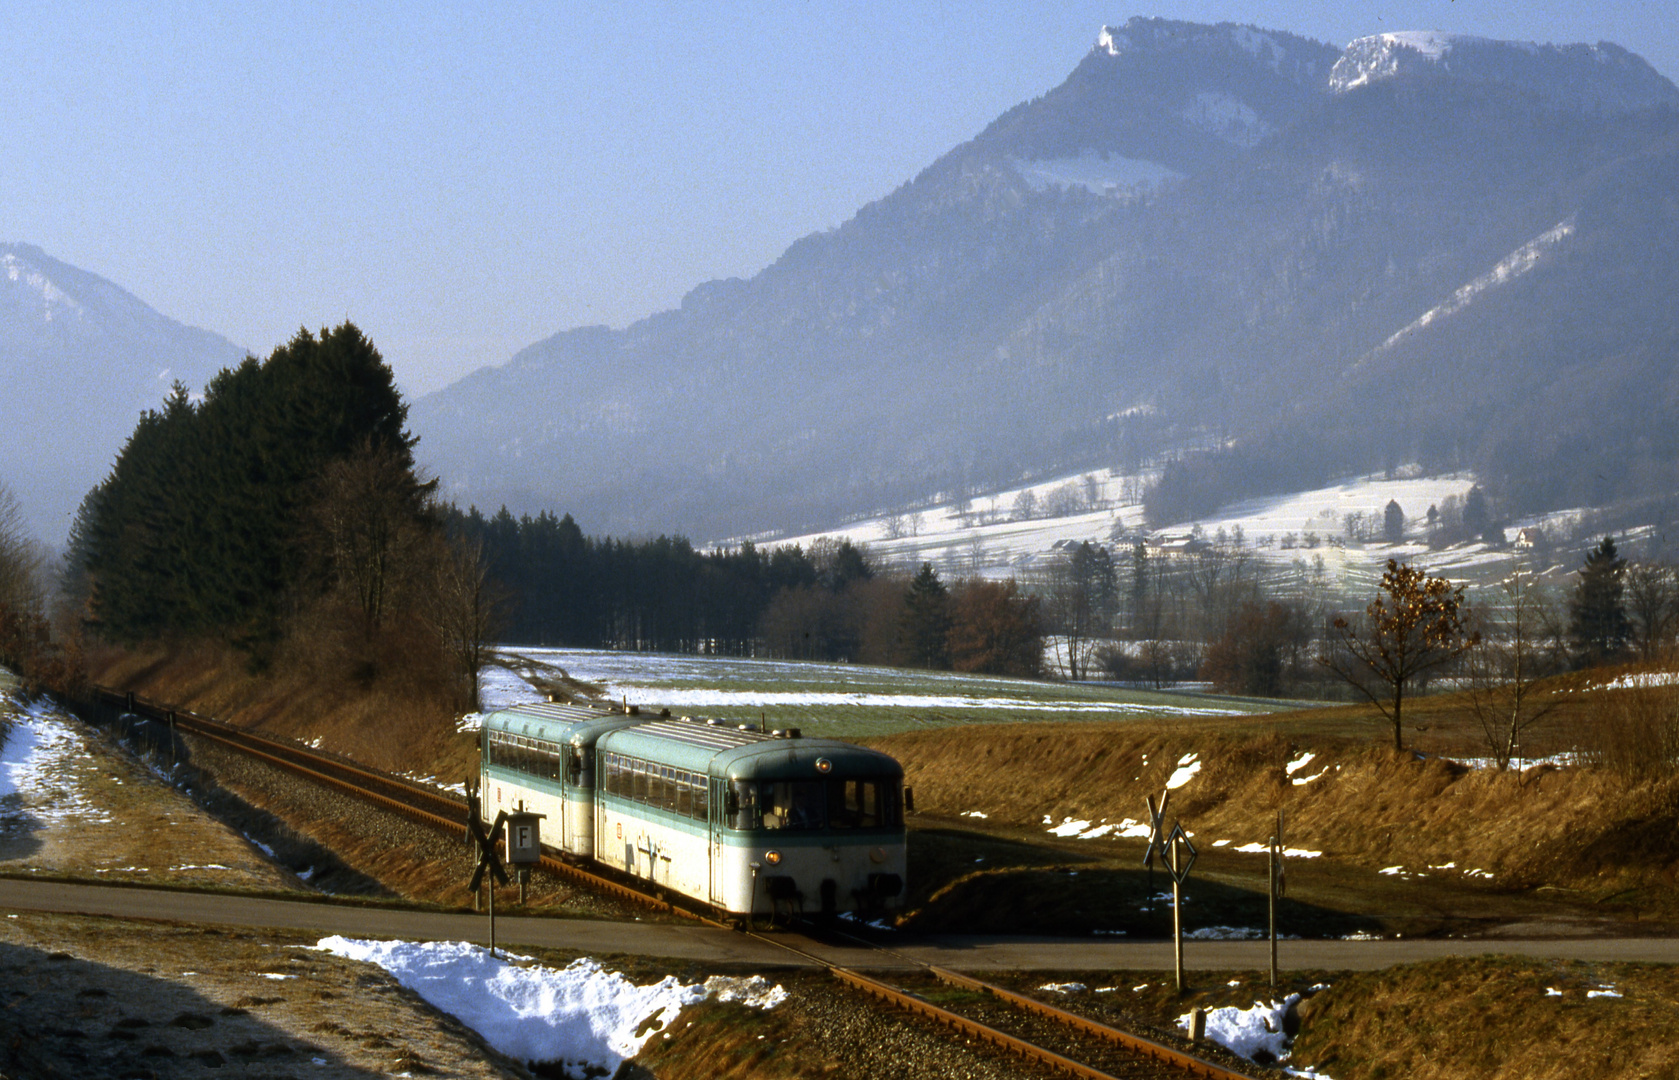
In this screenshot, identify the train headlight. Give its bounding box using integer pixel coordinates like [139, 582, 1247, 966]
[765, 850, 782, 866]
[815, 757, 832, 773]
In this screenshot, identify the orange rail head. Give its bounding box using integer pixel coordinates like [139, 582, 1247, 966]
[927, 967, 1255, 1080]
[828, 967, 1133, 1080]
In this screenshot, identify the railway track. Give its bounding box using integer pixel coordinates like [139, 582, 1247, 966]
[94, 686, 1258, 1080]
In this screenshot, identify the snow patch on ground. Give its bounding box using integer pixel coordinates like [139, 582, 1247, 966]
[1185, 926, 1265, 940]
[0, 698, 113, 824]
[1048, 817, 1094, 837]
[1166, 753, 1201, 789]
[314, 938, 784, 1073]
[1013, 151, 1183, 196]
[1181, 994, 1299, 1062]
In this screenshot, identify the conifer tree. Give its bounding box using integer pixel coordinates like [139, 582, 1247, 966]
[898, 563, 952, 669]
[1383, 500, 1405, 544]
[1569, 536, 1630, 669]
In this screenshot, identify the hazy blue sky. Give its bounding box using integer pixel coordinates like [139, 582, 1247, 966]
[3, 2, 1672, 395]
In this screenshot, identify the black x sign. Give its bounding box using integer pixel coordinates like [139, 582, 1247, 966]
[1143, 790, 1171, 869]
[468, 810, 511, 893]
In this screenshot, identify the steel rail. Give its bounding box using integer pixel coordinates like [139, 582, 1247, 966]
[828, 964, 1133, 1080]
[93, 684, 1254, 1080]
[926, 966, 1245, 1080]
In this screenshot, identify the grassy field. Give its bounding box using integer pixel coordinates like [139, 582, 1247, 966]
[497, 646, 1295, 738]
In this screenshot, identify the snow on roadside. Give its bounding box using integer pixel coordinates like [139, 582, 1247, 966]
[314, 937, 785, 1074]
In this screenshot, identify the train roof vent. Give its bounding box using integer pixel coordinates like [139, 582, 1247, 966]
[784, 728, 802, 739]
[737, 723, 758, 732]
[705, 718, 720, 727]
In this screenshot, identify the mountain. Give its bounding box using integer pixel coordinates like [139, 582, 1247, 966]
[0, 243, 247, 541]
[410, 19, 1679, 540]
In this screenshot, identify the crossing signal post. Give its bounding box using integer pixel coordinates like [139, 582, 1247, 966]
[468, 810, 511, 958]
[1165, 821, 1198, 994]
[1142, 791, 1171, 918]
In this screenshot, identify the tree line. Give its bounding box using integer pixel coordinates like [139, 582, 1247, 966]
[60, 324, 493, 707]
[445, 506, 1045, 677]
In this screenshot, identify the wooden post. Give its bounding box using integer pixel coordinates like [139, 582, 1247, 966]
[488, 877, 496, 959]
[1268, 835, 1278, 988]
[1172, 841, 1185, 993]
[1269, 808, 1285, 988]
[1189, 1006, 1206, 1042]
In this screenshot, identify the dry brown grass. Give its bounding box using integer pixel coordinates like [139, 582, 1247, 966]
[85, 636, 476, 780]
[1291, 956, 1679, 1079]
[866, 710, 1679, 910]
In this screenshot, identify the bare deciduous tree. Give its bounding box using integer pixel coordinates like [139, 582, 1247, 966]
[306, 441, 436, 633]
[1465, 572, 1567, 770]
[423, 534, 505, 711]
[1043, 541, 1116, 680]
[1320, 560, 1478, 751]
[1625, 561, 1679, 662]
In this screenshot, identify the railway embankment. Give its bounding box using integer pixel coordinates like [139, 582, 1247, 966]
[869, 723, 1679, 930]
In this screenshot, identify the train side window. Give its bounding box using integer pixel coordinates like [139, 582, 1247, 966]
[729, 780, 758, 830]
[676, 771, 692, 817]
[694, 777, 708, 820]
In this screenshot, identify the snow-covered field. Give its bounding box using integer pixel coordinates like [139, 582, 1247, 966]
[314, 937, 785, 1075]
[744, 464, 1590, 598]
[489, 647, 1278, 737]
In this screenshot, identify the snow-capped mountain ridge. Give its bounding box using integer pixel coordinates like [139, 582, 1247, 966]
[3, 250, 83, 323]
[0, 242, 248, 540]
[1328, 31, 1679, 112]
[1094, 18, 1328, 84]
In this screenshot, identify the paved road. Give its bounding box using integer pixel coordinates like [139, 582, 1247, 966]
[6, 877, 1679, 971]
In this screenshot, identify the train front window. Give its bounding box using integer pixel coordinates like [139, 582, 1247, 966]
[760, 780, 825, 830]
[828, 777, 900, 828]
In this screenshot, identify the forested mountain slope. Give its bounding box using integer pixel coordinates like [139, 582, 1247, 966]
[410, 20, 1679, 539]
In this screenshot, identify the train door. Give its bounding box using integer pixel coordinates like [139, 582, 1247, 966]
[707, 776, 727, 907]
[560, 774, 573, 852]
[559, 745, 578, 852]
